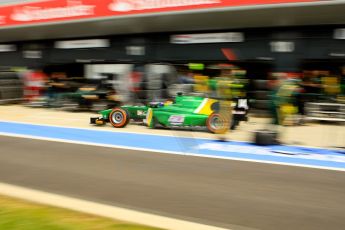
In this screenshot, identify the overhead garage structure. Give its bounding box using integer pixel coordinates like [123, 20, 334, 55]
[0, 0, 343, 72]
[0, 0, 343, 41]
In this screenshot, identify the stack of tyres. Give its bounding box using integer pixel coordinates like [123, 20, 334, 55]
[0, 72, 23, 104]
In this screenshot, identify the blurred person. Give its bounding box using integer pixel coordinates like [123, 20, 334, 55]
[338, 69, 345, 103]
[23, 69, 48, 103]
[177, 68, 194, 84]
[80, 73, 120, 110]
[230, 69, 247, 99]
[321, 74, 341, 98]
[46, 72, 68, 104]
[297, 71, 323, 116]
[208, 67, 248, 131]
[193, 74, 210, 96]
[269, 73, 282, 125]
[270, 74, 301, 126]
[128, 65, 145, 103]
[229, 69, 249, 130]
[276, 77, 301, 125]
[300, 71, 315, 93]
[213, 69, 233, 140]
[308, 71, 323, 95]
[341, 67, 345, 95]
[216, 69, 232, 99]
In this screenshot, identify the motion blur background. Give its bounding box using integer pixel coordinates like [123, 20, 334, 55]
[0, 0, 344, 128]
[0, 1, 345, 230]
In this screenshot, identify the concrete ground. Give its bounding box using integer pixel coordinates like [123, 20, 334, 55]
[0, 104, 344, 149]
[1, 135, 344, 230]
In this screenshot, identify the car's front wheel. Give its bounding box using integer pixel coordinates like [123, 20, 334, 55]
[109, 108, 130, 128]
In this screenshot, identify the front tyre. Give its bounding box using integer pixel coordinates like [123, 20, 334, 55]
[109, 108, 129, 128]
[206, 113, 229, 134]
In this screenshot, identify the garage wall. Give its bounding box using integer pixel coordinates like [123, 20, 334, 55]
[0, 25, 344, 71]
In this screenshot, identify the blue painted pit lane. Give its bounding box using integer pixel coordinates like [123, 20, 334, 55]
[0, 121, 344, 171]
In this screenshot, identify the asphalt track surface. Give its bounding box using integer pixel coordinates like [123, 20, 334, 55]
[0, 135, 345, 230]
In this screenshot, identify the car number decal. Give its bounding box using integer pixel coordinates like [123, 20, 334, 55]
[137, 110, 145, 116]
[168, 115, 185, 124]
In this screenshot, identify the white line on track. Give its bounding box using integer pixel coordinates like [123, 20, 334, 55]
[26, 115, 86, 121]
[0, 182, 229, 230]
[0, 119, 212, 140]
[0, 131, 344, 172]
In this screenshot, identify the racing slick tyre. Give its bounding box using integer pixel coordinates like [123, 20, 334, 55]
[206, 113, 230, 134]
[109, 107, 130, 128]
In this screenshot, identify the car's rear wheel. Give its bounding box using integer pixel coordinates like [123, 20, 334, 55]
[109, 108, 130, 128]
[206, 113, 229, 134]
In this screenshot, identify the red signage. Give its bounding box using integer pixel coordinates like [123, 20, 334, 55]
[0, 0, 317, 28]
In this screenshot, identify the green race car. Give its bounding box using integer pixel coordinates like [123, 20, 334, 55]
[90, 94, 231, 133]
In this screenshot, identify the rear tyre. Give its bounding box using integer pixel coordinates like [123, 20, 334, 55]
[109, 107, 129, 128]
[206, 113, 229, 134]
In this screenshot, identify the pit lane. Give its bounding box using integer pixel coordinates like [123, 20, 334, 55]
[0, 104, 344, 148]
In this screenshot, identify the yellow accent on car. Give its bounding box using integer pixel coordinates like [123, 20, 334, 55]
[146, 108, 153, 127]
[194, 98, 218, 116]
[95, 119, 105, 125]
